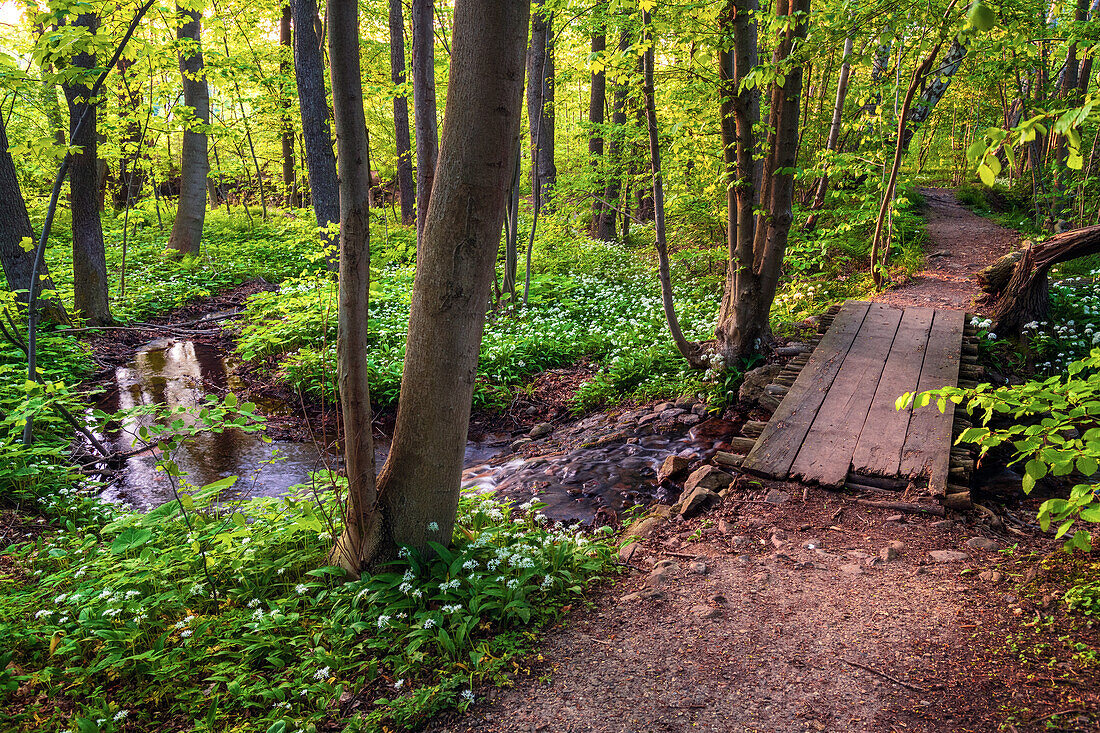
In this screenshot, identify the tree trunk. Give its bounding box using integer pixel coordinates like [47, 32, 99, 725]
[166, 4, 209, 258]
[411, 0, 438, 243]
[595, 32, 629, 242]
[62, 12, 112, 324]
[390, 0, 416, 225]
[900, 37, 968, 153]
[0, 114, 67, 322]
[280, 4, 299, 208]
[326, 0, 379, 575]
[805, 36, 853, 230]
[715, 0, 808, 360]
[502, 137, 521, 299]
[291, 0, 340, 255]
[113, 56, 145, 209]
[642, 11, 703, 368]
[373, 0, 530, 566]
[587, 29, 606, 236]
[526, 0, 556, 213]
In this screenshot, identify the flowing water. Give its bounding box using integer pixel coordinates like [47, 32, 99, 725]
[96, 339, 723, 522]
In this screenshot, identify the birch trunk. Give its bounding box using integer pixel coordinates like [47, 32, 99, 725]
[166, 4, 209, 258]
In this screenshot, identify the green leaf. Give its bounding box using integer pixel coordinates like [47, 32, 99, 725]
[1076, 456, 1098, 477]
[224, 392, 238, 408]
[967, 1, 996, 32]
[110, 527, 153, 554]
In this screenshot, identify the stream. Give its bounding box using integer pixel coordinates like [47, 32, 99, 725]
[94, 339, 715, 521]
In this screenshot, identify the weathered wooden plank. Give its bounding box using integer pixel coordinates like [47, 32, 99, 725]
[789, 303, 904, 488]
[850, 307, 936, 477]
[742, 301, 871, 478]
[899, 309, 965, 494]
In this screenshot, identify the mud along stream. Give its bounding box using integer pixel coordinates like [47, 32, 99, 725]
[92, 337, 747, 521]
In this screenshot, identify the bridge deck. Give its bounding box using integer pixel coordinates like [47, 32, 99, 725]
[742, 301, 964, 494]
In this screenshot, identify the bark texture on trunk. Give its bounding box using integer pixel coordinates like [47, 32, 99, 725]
[280, 5, 299, 208]
[587, 29, 606, 236]
[326, 0, 379, 576]
[0, 114, 67, 322]
[166, 4, 209, 258]
[411, 0, 438, 242]
[375, 0, 531, 562]
[900, 37, 968, 153]
[714, 0, 808, 359]
[390, 0, 416, 225]
[291, 0, 340, 246]
[526, 0, 556, 213]
[62, 12, 112, 324]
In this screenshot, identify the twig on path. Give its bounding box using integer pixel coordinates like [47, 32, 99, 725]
[1033, 709, 1087, 723]
[841, 658, 927, 692]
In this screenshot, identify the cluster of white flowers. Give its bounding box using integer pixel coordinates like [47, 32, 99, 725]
[313, 666, 331, 681]
[295, 584, 308, 595]
[440, 604, 462, 614]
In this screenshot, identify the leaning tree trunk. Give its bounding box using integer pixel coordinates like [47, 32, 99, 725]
[526, 0, 556, 214]
[587, 28, 606, 236]
[805, 35, 853, 230]
[0, 114, 67, 323]
[411, 0, 438, 244]
[900, 36, 968, 153]
[642, 10, 703, 368]
[327, 0, 378, 575]
[291, 0, 341, 256]
[62, 12, 112, 324]
[166, 4, 209, 257]
[390, 0, 416, 226]
[373, 0, 530, 566]
[279, 4, 299, 208]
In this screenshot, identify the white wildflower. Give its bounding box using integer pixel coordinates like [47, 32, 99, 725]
[313, 666, 331, 681]
[295, 584, 308, 595]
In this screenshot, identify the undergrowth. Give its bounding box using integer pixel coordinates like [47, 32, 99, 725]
[0, 483, 615, 731]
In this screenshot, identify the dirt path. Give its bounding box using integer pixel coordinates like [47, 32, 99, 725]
[874, 188, 1020, 312]
[423, 194, 1100, 733]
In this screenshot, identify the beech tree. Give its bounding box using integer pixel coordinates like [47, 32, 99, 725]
[61, 11, 112, 324]
[527, 0, 556, 214]
[411, 0, 439, 242]
[714, 0, 810, 359]
[166, 1, 210, 257]
[331, 0, 531, 573]
[291, 0, 340, 252]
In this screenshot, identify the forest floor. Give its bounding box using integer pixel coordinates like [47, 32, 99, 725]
[423, 191, 1100, 733]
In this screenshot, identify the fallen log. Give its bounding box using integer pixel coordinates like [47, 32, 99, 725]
[846, 497, 946, 517]
[985, 224, 1100, 334]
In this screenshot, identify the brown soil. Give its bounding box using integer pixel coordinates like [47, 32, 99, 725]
[422, 191, 1100, 733]
[874, 188, 1020, 313]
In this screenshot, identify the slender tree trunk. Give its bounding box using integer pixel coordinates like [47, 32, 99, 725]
[526, 0, 556, 214]
[642, 11, 702, 368]
[595, 32, 628, 241]
[411, 0, 438, 244]
[62, 12, 112, 324]
[166, 4, 209, 257]
[326, 0, 379, 575]
[291, 0, 340, 256]
[805, 35, 853, 229]
[113, 57, 145, 208]
[280, 4, 299, 208]
[502, 137, 521, 298]
[900, 37, 968, 153]
[373, 0, 530, 566]
[587, 29, 606, 236]
[390, 0, 416, 225]
[0, 114, 67, 322]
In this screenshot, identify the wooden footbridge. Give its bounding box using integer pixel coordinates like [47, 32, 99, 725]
[733, 301, 981, 510]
